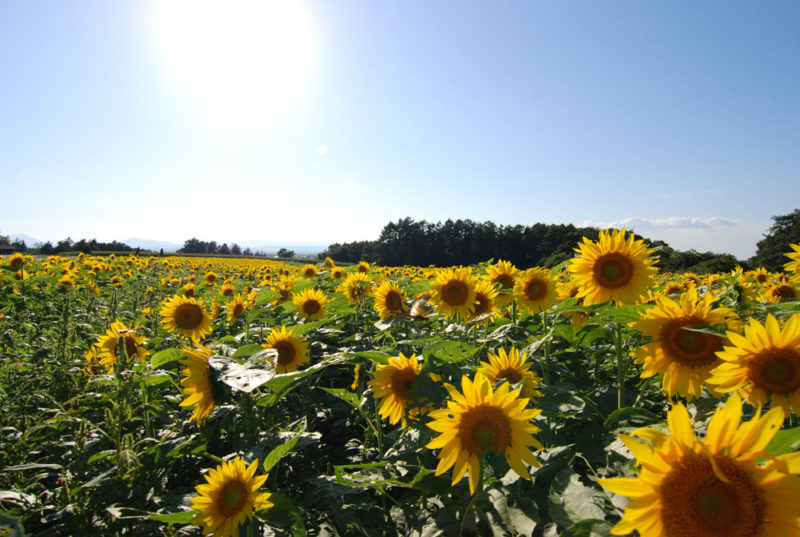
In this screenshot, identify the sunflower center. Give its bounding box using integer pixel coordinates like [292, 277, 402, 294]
[459, 405, 511, 456]
[303, 300, 321, 315]
[385, 291, 403, 312]
[496, 368, 523, 384]
[223, 288, 234, 296]
[232, 303, 244, 317]
[390, 368, 418, 401]
[175, 303, 203, 329]
[593, 253, 633, 289]
[772, 285, 797, 300]
[443, 281, 468, 306]
[266, 341, 294, 366]
[217, 479, 249, 517]
[660, 318, 722, 368]
[473, 295, 490, 316]
[494, 274, 514, 290]
[748, 347, 800, 394]
[524, 280, 546, 301]
[9, 257, 22, 269]
[123, 336, 139, 358]
[660, 452, 764, 537]
[184, 287, 195, 297]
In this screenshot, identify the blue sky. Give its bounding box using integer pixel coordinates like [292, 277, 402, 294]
[1, 1, 798, 259]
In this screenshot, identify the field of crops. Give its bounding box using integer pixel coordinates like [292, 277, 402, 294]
[1, 232, 799, 537]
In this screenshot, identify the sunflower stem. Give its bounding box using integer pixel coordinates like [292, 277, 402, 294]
[615, 322, 626, 409]
[541, 311, 551, 385]
[459, 457, 484, 536]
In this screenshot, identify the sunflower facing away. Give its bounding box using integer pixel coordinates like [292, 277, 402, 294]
[569, 228, 658, 305]
[225, 294, 247, 325]
[708, 313, 800, 416]
[370, 353, 423, 425]
[261, 326, 309, 373]
[95, 320, 149, 371]
[426, 374, 543, 495]
[484, 260, 518, 304]
[513, 267, 558, 313]
[191, 456, 273, 537]
[632, 286, 741, 400]
[599, 393, 800, 537]
[160, 295, 213, 341]
[180, 345, 216, 426]
[373, 280, 408, 320]
[477, 347, 542, 400]
[430, 267, 477, 320]
[292, 288, 329, 321]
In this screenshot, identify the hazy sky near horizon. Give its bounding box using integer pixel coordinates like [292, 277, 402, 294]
[1, 1, 798, 259]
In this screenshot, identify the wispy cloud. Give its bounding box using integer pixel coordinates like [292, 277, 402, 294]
[582, 216, 744, 232]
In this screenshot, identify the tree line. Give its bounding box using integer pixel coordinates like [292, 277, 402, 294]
[319, 211, 800, 273]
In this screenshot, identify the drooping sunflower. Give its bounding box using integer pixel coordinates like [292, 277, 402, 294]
[632, 286, 741, 400]
[599, 393, 800, 537]
[373, 280, 408, 320]
[513, 267, 558, 313]
[7, 253, 24, 270]
[430, 267, 477, 320]
[261, 326, 309, 373]
[338, 272, 372, 304]
[708, 313, 800, 416]
[225, 294, 247, 325]
[160, 295, 213, 341]
[95, 320, 149, 371]
[477, 347, 542, 400]
[179, 345, 216, 426]
[426, 374, 543, 495]
[301, 264, 318, 279]
[191, 456, 273, 537]
[292, 288, 329, 321]
[471, 280, 499, 322]
[569, 228, 658, 305]
[484, 260, 518, 304]
[370, 353, 424, 425]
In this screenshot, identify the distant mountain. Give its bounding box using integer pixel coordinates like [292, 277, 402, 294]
[237, 241, 328, 256]
[8, 233, 42, 246]
[123, 238, 181, 252]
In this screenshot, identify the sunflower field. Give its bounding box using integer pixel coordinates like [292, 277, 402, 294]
[1, 235, 799, 537]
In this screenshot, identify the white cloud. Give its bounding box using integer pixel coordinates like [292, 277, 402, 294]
[316, 144, 328, 156]
[582, 216, 743, 232]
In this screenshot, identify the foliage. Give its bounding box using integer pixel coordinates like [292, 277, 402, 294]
[750, 208, 800, 271]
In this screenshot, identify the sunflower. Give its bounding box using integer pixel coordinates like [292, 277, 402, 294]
[225, 294, 247, 325]
[514, 268, 558, 313]
[373, 280, 408, 320]
[7, 253, 24, 270]
[556, 280, 590, 330]
[430, 267, 477, 320]
[471, 280, 499, 322]
[272, 278, 295, 305]
[485, 260, 517, 304]
[763, 282, 799, 303]
[632, 287, 741, 400]
[301, 264, 318, 279]
[708, 313, 800, 416]
[599, 393, 800, 537]
[785, 243, 800, 279]
[477, 347, 542, 400]
[338, 272, 372, 304]
[95, 320, 149, 371]
[292, 288, 329, 321]
[191, 456, 273, 537]
[160, 295, 213, 341]
[182, 282, 197, 298]
[205, 271, 218, 286]
[219, 283, 235, 297]
[330, 266, 345, 281]
[569, 228, 658, 305]
[369, 353, 424, 425]
[356, 261, 371, 273]
[262, 326, 309, 373]
[179, 345, 216, 426]
[426, 374, 543, 495]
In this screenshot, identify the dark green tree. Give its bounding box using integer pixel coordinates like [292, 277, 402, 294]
[750, 209, 800, 271]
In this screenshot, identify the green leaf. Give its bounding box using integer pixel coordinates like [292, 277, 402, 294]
[319, 387, 361, 409]
[603, 407, 660, 429]
[422, 340, 479, 363]
[352, 350, 391, 364]
[263, 436, 301, 473]
[148, 510, 195, 524]
[141, 373, 173, 386]
[149, 348, 184, 369]
[765, 426, 800, 456]
[547, 469, 606, 528]
[231, 344, 264, 359]
[561, 519, 612, 537]
[256, 492, 306, 536]
[3, 463, 63, 471]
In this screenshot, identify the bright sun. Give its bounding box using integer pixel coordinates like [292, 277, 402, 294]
[152, 0, 313, 133]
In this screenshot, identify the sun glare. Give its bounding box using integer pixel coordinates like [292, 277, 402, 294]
[152, 0, 313, 133]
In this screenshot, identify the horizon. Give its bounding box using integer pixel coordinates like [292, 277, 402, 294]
[2, 1, 798, 259]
